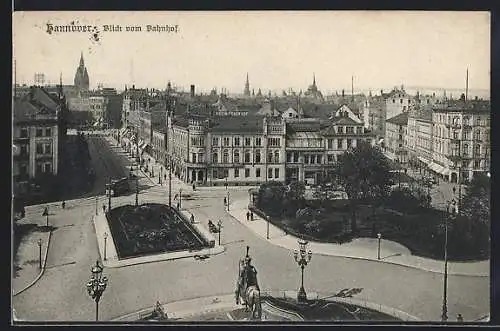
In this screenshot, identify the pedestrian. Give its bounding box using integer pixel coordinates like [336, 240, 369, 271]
[250, 211, 254, 221]
[192, 183, 196, 191]
[190, 214, 195, 224]
[102, 204, 106, 213]
[177, 202, 180, 210]
[223, 197, 227, 206]
[457, 314, 463, 322]
[164, 174, 167, 181]
[61, 201, 66, 209]
[246, 211, 250, 221]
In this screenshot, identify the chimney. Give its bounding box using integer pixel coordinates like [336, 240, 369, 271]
[190, 85, 195, 98]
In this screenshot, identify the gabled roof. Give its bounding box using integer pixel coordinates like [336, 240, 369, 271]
[210, 115, 263, 134]
[386, 112, 409, 125]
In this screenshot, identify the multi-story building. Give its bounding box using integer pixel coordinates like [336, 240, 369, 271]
[384, 112, 409, 164]
[13, 86, 66, 198]
[406, 104, 434, 168]
[431, 99, 490, 183]
[163, 103, 374, 186]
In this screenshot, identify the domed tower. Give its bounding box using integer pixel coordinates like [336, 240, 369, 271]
[74, 52, 90, 91]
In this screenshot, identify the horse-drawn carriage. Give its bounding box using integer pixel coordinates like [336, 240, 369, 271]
[235, 246, 262, 320]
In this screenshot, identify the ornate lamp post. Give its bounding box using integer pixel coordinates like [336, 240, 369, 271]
[377, 233, 382, 260]
[103, 232, 108, 261]
[86, 260, 108, 321]
[37, 238, 43, 269]
[293, 239, 313, 303]
[217, 220, 223, 245]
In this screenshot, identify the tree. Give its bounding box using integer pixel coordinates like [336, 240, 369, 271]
[458, 173, 490, 255]
[257, 181, 287, 216]
[332, 141, 392, 232]
[282, 181, 306, 216]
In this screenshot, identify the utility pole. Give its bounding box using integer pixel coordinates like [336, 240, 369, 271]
[108, 178, 111, 211]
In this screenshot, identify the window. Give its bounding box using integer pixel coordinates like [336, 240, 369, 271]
[255, 137, 261, 146]
[475, 117, 481, 126]
[223, 169, 229, 178]
[20, 145, 28, 156]
[338, 126, 344, 134]
[347, 139, 352, 148]
[346, 126, 354, 134]
[234, 169, 239, 178]
[393, 99, 395, 103]
[274, 151, 279, 163]
[45, 128, 52, 137]
[274, 168, 279, 178]
[244, 138, 251, 146]
[267, 152, 273, 163]
[192, 153, 197, 163]
[357, 127, 363, 134]
[212, 137, 219, 146]
[317, 155, 322, 164]
[475, 130, 481, 140]
[474, 144, 481, 156]
[245, 151, 251, 163]
[234, 137, 240, 146]
[234, 150, 240, 163]
[304, 155, 310, 164]
[20, 128, 28, 138]
[36, 163, 43, 174]
[327, 139, 333, 149]
[44, 163, 52, 173]
[223, 137, 230, 146]
[268, 137, 280, 147]
[268, 169, 273, 178]
[44, 143, 52, 154]
[255, 150, 261, 163]
[403, 106, 406, 111]
[293, 153, 299, 162]
[36, 129, 43, 137]
[337, 139, 343, 149]
[36, 143, 43, 154]
[400, 99, 403, 104]
[245, 169, 250, 178]
[19, 164, 28, 176]
[256, 168, 261, 177]
[287, 152, 293, 163]
[223, 150, 229, 163]
[453, 131, 459, 140]
[198, 153, 204, 163]
[462, 143, 469, 156]
[328, 155, 335, 163]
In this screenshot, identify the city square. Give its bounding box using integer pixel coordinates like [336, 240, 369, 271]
[12, 11, 490, 323]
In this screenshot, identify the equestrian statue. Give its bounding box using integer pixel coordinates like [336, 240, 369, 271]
[235, 246, 262, 320]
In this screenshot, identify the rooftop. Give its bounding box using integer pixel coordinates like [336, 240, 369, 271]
[386, 112, 409, 125]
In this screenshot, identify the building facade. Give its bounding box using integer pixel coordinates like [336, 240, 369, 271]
[431, 100, 490, 183]
[385, 112, 409, 164]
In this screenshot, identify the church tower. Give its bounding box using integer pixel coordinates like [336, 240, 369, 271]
[243, 73, 251, 97]
[74, 52, 90, 91]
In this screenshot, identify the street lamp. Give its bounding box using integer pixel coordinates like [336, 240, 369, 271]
[217, 220, 223, 245]
[179, 188, 182, 209]
[227, 191, 230, 212]
[442, 199, 455, 322]
[266, 216, 270, 240]
[293, 238, 313, 303]
[95, 196, 98, 216]
[135, 175, 139, 207]
[377, 233, 382, 260]
[103, 232, 108, 261]
[159, 166, 162, 185]
[86, 260, 108, 321]
[107, 178, 111, 212]
[37, 238, 43, 269]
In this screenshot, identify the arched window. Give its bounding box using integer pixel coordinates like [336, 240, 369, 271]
[255, 150, 261, 163]
[212, 152, 218, 164]
[223, 149, 229, 163]
[267, 151, 273, 163]
[274, 151, 280, 163]
[234, 150, 240, 163]
[245, 151, 251, 163]
[475, 129, 481, 140]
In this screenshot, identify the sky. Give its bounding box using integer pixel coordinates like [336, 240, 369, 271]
[13, 11, 490, 96]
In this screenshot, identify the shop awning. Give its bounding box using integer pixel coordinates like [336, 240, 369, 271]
[417, 156, 430, 165]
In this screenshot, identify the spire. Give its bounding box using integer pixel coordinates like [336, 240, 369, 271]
[313, 73, 316, 87]
[244, 73, 250, 97]
[79, 51, 84, 67]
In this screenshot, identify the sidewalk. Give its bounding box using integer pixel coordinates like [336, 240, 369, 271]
[227, 198, 489, 277]
[13, 218, 53, 296]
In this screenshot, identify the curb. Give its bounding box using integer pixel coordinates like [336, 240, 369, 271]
[227, 200, 489, 278]
[13, 229, 53, 297]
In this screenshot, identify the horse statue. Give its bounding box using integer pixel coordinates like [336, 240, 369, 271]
[235, 246, 262, 320]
